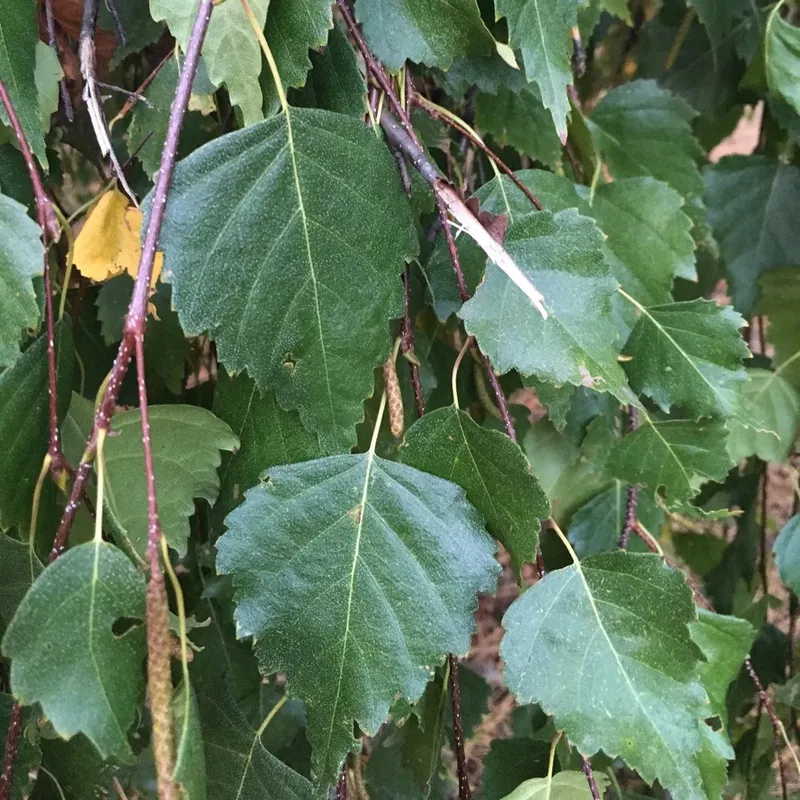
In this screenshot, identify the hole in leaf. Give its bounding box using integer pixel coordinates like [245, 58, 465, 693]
[283, 352, 296, 370]
[112, 616, 144, 638]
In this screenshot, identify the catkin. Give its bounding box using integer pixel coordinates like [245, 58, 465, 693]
[383, 357, 404, 438]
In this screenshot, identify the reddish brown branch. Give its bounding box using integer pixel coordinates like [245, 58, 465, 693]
[0, 705, 22, 800]
[0, 78, 70, 800]
[50, 0, 214, 556]
[448, 655, 472, 800]
[412, 92, 544, 212]
[759, 465, 770, 598]
[581, 756, 601, 800]
[336, 0, 417, 142]
[746, 658, 789, 800]
[0, 79, 65, 483]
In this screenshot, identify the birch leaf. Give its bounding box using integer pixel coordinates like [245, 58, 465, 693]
[217, 454, 499, 791]
[157, 108, 417, 452]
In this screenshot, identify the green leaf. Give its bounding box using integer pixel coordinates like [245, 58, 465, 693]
[34, 42, 62, 133]
[568, 482, 663, 557]
[475, 85, 563, 169]
[765, 4, 800, 116]
[0, 192, 44, 368]
[0, 0, 45, 165]
[401, 405, 550, 572]
[217, 453, 499, 790]
[689, 609, 756, 722]
[705, 157, 800, 314]
[128, 56, 215, 178]
[621, 299, 749, 418]
[494, 0, 578, 139]
[62, 395, 239, 558]
[501, 771, 610, 800]
[211, 370, 322, 531]
[686, 0, 747, 60]
[482, 738, 552, 800]
[290, 24, 366, 117]
[97, 276, 190, 394]
[158, 108, 417, 453]
[260, 0, 333, 113]
[0, 323, 73, 531]
[758, 268, 800, 390]
[355, 0, 494, 71]
[582, 178, 696, 304]
[726, 368, 800, 463]
[587, 80, 703, 200]
[523, 417, 614, 525]
[173, 680, 207, 800]
[2, 541, 146, 761]
[0, 534, 43, 628]
[100, 0, 165, 64]
[150, 0, 269, 126]
[775, 515, 800, 595]
[460, 208, 636, 405]
[0, 694, 41, 800]
[198, 678, 313, 800]
[607, 418, 733, 506]
[502, 552, 720, 799]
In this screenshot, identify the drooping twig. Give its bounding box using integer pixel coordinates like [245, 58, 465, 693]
[50, 0, 214, 558]
[0, 79, 65, 479]
[0, 704, 22, 800]
[0, 77, 70, 800]
[746, 658, 789, 800]
[433, 186, 517, 442]
[44, 0, 74, 121]
[381, 112, 547, 317]
[759, 464, 770, 599]
[448, 655, 472, 800]
[581, 756, 601, 800]
[618, 407, 639, 550]
[79, 0, 138, 205]
[412, 92, 544, 212]
[336, 0, 415, 139]
[337, 768, 348, 800]
[105, 0, 127, 45]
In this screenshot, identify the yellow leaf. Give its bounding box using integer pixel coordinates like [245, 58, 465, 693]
[73, 188, 163, 288]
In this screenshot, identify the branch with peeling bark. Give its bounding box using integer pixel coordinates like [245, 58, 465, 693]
[79, 0, 137, 205]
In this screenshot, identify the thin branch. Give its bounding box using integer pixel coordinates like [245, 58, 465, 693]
[79, 0, 137, 205]
[0, 704, 22, 800]
[336, 768, 348, 800]
[759, 464, 770, 599]
[581, 756, 602, 800]
[746, 658, 789, 800]
[412, 92, 544, 212]
[49, 0, 214, 559]
[336, 0, 416, 139]
[618, 407, 639, 550]
[448, 655, 472, 800]
[381, 112, 547, 317]
[44, 0, 74, 121]
[0, 77, 73, 800]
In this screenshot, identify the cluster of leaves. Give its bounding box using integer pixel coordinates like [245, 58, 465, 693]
[0, 0, 800, 798]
